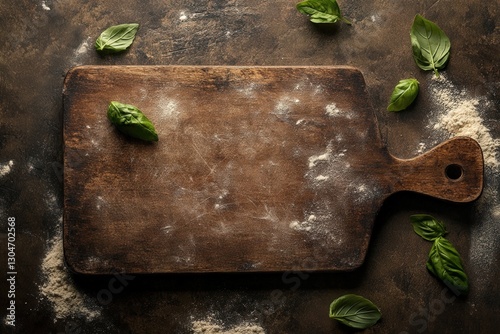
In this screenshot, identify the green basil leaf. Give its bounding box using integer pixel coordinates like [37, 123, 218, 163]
[410, 14, 450, 76]
[95, 23, 139, 54]
[329, 294, 381, 329]
[296, 0, 351, 24]
[427, 237, 469, 296]
[410, 214, 447, 241]
[107, 101, 158, 142]
[387, 78, 419, 112]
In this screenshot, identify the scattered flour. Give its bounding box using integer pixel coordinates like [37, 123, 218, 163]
[178, 10, 202, 21]
[0, 160, 14, 177]
[41, 1, 51, 11]
[191, 318, 265, 334]
[39, 230, 100, 320]
[273, 96, 299, 120]
[325, 103, 351, 119]
[325, 103, 341, 116]
[237, 83, 258, 97]
[96, 196, 106, 210]
[426, 74, 500, 294]
[429, 74, 499, 169]
[308, 151, 330, 168]
[75, 38, 90, 56]
[72, 37, 91, 66]
[315, 175, 329, 181]
[289, 214, 316, 232]
[416, 142, 427, 155]
[159, 99, 180, 120]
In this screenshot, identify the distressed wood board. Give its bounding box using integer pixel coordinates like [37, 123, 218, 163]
[63, 66, 484, 274]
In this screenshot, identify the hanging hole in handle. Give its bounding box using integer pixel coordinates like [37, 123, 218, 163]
[445, 164, 464, 181]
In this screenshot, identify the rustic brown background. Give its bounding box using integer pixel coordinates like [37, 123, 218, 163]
[0, 0, 499, 333]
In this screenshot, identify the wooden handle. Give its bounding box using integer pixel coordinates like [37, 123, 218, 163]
[391, 137, 484, 203]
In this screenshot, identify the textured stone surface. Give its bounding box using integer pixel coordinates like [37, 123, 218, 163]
[0, 0, 498, 333]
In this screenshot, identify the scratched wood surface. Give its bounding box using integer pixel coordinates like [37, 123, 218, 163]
[63, 66, 483, 274]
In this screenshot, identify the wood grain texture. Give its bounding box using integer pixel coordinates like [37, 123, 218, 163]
[63, 66, 483, 274]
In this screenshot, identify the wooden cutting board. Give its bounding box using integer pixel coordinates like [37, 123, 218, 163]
[63, 66, 483, 274]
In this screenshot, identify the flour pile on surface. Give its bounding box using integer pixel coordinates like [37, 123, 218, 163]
[191, 318, 265, 334]
[429, 75, 499, 169]
[39, 231, 100, 320]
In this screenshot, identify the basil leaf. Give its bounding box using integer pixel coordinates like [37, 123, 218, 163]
[296, 0, 351, 25]
[329, 294, 381, 329]
[107, 101, 158, 142]
[387, 78, 419, 112]
[95, 23, 139, 54]
[410, 14, 450, 76]
[427, 237, 469, 295]
[410, 214, 447, 241]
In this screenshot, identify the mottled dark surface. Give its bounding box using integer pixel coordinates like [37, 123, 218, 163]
[0, 0, 499, 333]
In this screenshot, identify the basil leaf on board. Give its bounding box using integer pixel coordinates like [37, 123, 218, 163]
[410, 14, 450, 76]
[95, 23, 139, 54]
[387, 78, 419, 112]
[296, 0, 351, 24]
[329, 294, 381, 329]
[107, 101, 158, 142]
[427, 236, 469, 296]
[410, 214, 447, 241]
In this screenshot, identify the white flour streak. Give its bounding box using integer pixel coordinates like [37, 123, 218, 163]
[325, 103, 352, 119]
[96, 196, 106, 210]
[41, 1, 50, 10]
[161, 225, 173, 234]
[72, 37, 91, 65]
[179, 11, 188, 21]
[75, 39, 89, 55]
[289, 214, 316, 232]
[308, 152, 330, 168]
[325, 103, 341, 116]
[416, 142, 426, 154]
[0, 160, 14, 177]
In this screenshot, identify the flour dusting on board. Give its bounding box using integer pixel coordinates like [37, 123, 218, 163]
[290, 133, 384, 247]
[157, 98, 181, 122]
[308, 148, 331, 168]
[325, 103, 341, 116]
[273, 96, 300, 121]
[425, 74, 500, 293]
[293, 78, 324, 96]
[237, 82, 258, 97]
